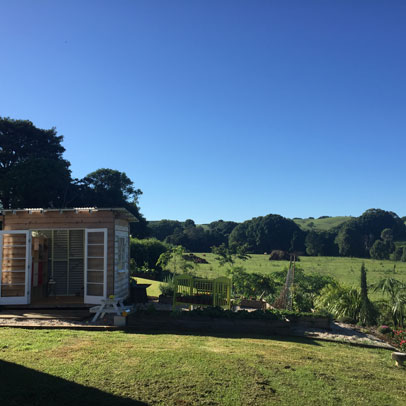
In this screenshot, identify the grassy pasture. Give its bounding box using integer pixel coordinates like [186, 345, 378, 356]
[190, 254, 406, 297]
[292, 216, 352, 231]
[0, 328, 405, 405]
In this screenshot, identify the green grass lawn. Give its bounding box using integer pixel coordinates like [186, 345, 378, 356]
[0, 328, 404, 405]
[190, 254, 406, 297]
[133, 277, 164, 297]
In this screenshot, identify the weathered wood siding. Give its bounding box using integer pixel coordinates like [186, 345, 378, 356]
[114, 221, 130, 299]
[2, 211, 122, 297]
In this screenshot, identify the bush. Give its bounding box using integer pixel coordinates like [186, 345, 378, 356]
[392, 330, 406, 351]
[171, 306, 330, 321]
[231, 268, 277, 299]
[159, 275, 175, 297]
[337, 316, 356, 324]
[377, 325, 392, 334]
[130, 238, 169, 279]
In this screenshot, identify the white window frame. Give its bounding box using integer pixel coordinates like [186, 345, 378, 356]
[0, 230, 31, 305]
[84, 228, 107, 304]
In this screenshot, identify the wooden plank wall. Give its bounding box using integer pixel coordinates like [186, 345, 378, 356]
[2, 211, 123, 297]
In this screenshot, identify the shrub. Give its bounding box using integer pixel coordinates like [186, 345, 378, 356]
[377, 325, 392, 334]
[337, 316, 356, 324]
[130, 238, 169, 273]
[171, 306, 330, 321]
[392, 330, 406, 351]
[231, 268, 277, 299]
[159, 275, 175, 297]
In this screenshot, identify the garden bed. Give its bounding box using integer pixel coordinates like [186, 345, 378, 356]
[127, 308, 331, 334]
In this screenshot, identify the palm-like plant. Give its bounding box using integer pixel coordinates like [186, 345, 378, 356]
[373, 278, 406, 327]
[315, 284, 362, 322]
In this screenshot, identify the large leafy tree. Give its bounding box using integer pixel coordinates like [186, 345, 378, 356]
[0, 117, 72, 208]
[228, 214, 305, 254]
[73, 168, 148, 238]
[335, 209, 406, 258]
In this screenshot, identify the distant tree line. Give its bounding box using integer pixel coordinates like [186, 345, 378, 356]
[147, 219, 238, 252]
[148, 209, 406, 260]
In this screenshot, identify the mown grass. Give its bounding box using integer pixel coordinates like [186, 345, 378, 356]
[133, 277, 163, 297]
[0, 328, 405, 406]
[190, 254, 406, 298]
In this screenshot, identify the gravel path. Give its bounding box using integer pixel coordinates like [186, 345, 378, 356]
[292, 322, 396, 350]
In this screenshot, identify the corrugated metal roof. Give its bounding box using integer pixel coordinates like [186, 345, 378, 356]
[0, 207, 138, 222]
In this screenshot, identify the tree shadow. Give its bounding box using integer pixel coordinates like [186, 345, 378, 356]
[123, 315, 322, 346]
[0, 360, 148, 406]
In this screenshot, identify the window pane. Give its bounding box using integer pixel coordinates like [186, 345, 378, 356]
[87, 258, 104, 270]
[88, 245, 104, 257]
[87, 271, 104, 283]
[88, 232, 104, 244]
[87, 284, 103, 296]
[1, 285, 25, 297]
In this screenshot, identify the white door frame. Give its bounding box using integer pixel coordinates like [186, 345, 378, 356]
[84, 228, 107, 304]
[0, 230, 31, 305]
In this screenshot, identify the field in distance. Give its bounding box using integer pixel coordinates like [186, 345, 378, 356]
[292, 216, 352, 231]
[190, 253, 406, 292]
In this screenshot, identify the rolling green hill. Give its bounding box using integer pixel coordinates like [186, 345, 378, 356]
[292, 216, 352, 231]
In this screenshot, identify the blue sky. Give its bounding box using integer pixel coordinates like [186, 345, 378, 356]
[1, 1, 405, 223]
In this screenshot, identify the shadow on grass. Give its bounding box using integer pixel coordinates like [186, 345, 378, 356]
[122, 326, 322, 346]
[0, 360, 148, 406]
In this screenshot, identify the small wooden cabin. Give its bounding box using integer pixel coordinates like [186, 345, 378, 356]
[0, 208, 136, 306]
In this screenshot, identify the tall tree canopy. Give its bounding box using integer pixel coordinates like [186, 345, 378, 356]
[228, 214, 305, 254]
[335, 209, 406, 257]
[0, 117, 71, 208]
[73, 168, 148, 238]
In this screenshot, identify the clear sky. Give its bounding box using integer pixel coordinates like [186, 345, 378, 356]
[1, 1, 405, 223]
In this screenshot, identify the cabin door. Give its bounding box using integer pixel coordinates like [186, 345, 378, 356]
[0, 230, 31, 305]
[84, 229, 107, 304]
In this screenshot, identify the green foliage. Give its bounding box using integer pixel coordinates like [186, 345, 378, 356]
[305, 230, 339, 256]
[159, 275, 175, 296]
[130, 238, 169, 278]
[228, 214, 305, 254]
[156, 245, 195, 275]
[370, 239, 391, 260]
[315, 283, 363, 322]
[359, 263, 377, 326]
[392, 329, 406, 351]
[381, 228, 394, 242]
[148, 220, 183, 241]
[0, 117, 71, 208]
[211, 243, 250, 267]
[83, 168, 141, 205]
[230, 267, 277, 299]
[148, 219, 229, 252]
[76, 168, 148, 238]
[391, 246, 406, 261]
[336, 209, 406, 258]
[373, 277, 406, 327]
[172, 306, 330, 321]
[377, 325, 392, 334]
[271, 266, 336, 312]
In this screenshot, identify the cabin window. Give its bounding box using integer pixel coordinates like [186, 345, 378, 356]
[117, 237, 127, 271]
